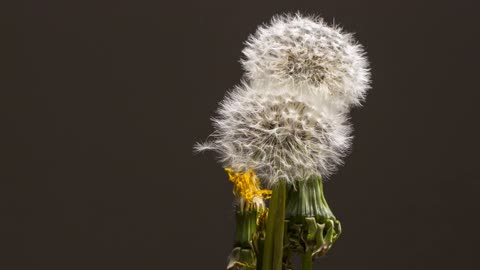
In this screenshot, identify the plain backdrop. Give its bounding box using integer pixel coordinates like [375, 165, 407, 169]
[1, 0, 480, 269]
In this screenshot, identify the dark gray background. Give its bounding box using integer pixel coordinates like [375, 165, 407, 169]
[1, 0, 479, 269]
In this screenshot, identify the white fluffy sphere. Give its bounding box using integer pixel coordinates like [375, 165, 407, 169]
[242, 14, 370, 110]
[195, 84, 352, 186]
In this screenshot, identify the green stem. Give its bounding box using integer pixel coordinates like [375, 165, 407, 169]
[273, 182, 286, 270]
[256, 237, 264, 270]
[262, 181, 286, 270]
[301, 250, 313, 270]
[261, 195, 276, 270]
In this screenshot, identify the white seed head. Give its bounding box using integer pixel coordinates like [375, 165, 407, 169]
[242, 13, 371, 110]
[195, 84, 352, 186]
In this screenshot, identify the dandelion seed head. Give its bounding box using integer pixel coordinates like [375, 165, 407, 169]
[195, 84, 352, 186]
[242, 13, 370, 110]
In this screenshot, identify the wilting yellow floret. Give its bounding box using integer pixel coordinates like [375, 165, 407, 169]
[225, 168, 272, 203]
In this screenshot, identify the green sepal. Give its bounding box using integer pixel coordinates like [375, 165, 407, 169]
[230, 206, 265, 270]
[284, 175, 342, 260]
[227, 247, 257, 270]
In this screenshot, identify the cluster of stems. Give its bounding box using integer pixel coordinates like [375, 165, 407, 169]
[227, 175, 340, 270]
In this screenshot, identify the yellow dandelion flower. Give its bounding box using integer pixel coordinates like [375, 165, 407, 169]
[225, 168, 272, 204]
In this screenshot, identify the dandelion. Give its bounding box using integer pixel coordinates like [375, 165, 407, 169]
[195, 83, 352, 186]
[242, 13, 370, 111]
[225, 168, 270, 270]
[196, 83, 350, 269]
[195, 12, 370, 270]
